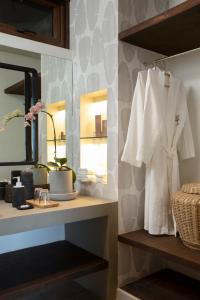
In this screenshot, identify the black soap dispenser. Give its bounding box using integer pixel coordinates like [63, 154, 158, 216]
[12, 177, 25, 208]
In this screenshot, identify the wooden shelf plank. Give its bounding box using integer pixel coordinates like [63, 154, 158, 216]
[119, 0, 200, 56]
[118, 230, 200, 270]
[4, 73, 41, 98]
[0, 240, 108, 297]
[121, 269, 200, 300]
[0, 280, 99, 300]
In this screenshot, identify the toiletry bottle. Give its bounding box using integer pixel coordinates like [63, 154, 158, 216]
[21, 171, 33, 200]
[12, 177, 25, 208]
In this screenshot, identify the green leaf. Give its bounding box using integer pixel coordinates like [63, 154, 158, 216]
[55, 157, 67, 166]
[36, 163, 51, 172]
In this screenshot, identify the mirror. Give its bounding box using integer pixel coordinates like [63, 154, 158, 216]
[0, 46, 73, 180]
[0, 62, 38, 166]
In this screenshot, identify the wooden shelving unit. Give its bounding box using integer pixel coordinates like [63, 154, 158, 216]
[118, 230, 200, 271]
[119, 230, 200, 299]
[4, 73, 41, 98]
[0, 240, 108, 298]
[119, 0, 200, 56]
[121, 269, 200, 300]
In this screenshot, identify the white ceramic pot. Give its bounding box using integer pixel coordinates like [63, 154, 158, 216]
[31, 168, 47, 185]
[49, 170, 73, 194]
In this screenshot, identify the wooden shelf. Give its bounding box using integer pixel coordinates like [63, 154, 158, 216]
[0, 240, 108, 297]
[118, 230, 200, 271]
[119, 0, 200, 56]
[121, 269, 200, 300]
[5, 280, 99, 300]
[4, 73, 41, 98]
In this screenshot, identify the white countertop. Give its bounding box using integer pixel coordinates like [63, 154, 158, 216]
[0, 196, 117, 236]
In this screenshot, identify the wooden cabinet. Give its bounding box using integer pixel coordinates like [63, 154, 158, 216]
[0, 0, 69, 49]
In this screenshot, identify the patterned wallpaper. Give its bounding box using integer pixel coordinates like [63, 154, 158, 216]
[70, 0, 171, 288]
[40, 55, 73, 166]
[70, 0, 118, 200]
[118, 0, 169, 286]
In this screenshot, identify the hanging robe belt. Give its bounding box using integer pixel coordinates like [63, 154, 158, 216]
[163, 146, 178, 236]
[163, 146, 177, 194]
[163, 147, 177, 159]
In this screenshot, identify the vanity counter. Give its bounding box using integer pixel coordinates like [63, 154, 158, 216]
[0, 196, 117, 236]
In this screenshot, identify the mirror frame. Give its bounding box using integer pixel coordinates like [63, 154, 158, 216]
[0, 62, 38, 166]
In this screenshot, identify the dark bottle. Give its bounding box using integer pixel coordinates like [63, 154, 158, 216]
[0, 181, 8, 200]
[12, 177, 25, 208]
[21, 171, 34, 200]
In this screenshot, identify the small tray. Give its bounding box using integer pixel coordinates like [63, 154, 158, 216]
[26, 199, 59, 208]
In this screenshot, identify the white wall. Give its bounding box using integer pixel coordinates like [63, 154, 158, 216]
[0, 225, 65, 254]
[169, 0, 185, 7]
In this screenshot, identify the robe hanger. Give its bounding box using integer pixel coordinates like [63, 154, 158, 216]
[143, 61, 170, 88]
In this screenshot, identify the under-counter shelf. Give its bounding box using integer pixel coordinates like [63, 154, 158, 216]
[119, 0, 200, 56]
[118, 230, 200, 271]
[0, 240, 107, 298]
[121, 269, 200, 300]
[10, 280, 99, 300]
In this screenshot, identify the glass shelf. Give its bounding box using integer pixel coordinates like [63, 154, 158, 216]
[80, 136, 107, 140]
[47, 139, 66, 142]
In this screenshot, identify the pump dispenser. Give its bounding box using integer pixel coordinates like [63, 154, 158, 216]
[12, 176, 25, 208]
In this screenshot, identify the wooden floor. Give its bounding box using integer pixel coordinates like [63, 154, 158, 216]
[118, 230, 200, 270]
[122, 269, 200, 300]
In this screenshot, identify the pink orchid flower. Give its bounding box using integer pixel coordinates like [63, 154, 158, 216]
[25, 112, 36, 122]
[35, 102, 45, 110]
[30, 105, 38, 114]
[25, 102, 45, 123]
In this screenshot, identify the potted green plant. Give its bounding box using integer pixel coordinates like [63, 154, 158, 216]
[48, 158, 76, 194]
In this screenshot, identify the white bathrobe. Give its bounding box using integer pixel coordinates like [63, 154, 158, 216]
[122, 68, 195, 235]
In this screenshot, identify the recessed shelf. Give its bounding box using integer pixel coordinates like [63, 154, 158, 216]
[0, 240, 108, 297]
[118, 230, 200, 271]
[80, 136, 107, 140]
[121, 269, 200, 300]
[119, 0, 200, 56]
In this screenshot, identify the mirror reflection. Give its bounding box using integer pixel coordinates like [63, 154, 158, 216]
[0, 46, 73, 180]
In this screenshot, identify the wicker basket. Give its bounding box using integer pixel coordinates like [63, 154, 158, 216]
[181, 182, 200, 194]
[171, 186, 200, 250]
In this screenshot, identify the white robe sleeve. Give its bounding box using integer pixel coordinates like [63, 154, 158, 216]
[121, 71, 147, 167]
[140, 71, 162, 165]
[178, 107, 195, 160]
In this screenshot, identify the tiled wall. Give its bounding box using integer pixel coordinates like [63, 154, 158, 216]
[70, 0, 118, 200]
